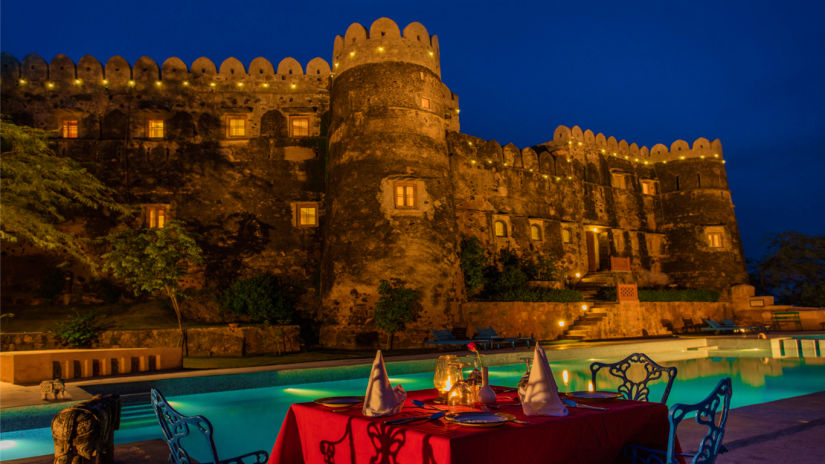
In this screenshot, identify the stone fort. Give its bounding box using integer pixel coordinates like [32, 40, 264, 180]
[0, 18, 748, 348]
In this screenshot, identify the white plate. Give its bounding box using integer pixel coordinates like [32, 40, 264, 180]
[444, 412, 516, 427]
[314, 396, 364, 408]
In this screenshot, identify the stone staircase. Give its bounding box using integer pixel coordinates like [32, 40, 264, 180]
[575, 271, 615, 300]
[559, 305, 612, 341]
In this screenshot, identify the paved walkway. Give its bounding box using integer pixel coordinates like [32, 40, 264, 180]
[8, 391, 825, 463]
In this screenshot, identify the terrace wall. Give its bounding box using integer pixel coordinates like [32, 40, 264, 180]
[462, 301, 731, 341]
[0, 325, 301, 356]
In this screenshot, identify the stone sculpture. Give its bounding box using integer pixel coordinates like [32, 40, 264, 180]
[51, 394, 121, 464]
[40, 378, 68, 400]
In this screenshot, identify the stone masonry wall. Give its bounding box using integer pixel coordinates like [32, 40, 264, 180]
[0, 325, 301, 356]
[462, 301, 731, 341]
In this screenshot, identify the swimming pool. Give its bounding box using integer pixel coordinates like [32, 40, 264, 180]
[2, 342, 824, 461]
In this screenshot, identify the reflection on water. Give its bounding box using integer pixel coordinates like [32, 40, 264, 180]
[2, 348, 824, 461]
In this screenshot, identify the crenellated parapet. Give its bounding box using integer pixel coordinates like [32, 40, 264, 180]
[552, 125, 724, 165]
[331, 18, 441, 78]
[1, 52, 331, 92]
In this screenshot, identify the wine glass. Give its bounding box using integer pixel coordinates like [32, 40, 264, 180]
[517, 356, 533, 390]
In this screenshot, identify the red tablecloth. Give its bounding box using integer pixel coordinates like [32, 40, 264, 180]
[269, 388, 672, 464]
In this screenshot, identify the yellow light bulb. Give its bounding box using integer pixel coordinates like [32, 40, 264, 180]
[428, 51, 434, 57]
[558, 320, 565, 327]
[582, 304, 588, 311]
[555, 176, 561, 181]
[700, 155, 705, 159]
[377, 46, 384, 52]
[470, 160, 476, 165]
[592, 227, 598, 232]
[18, 78, 26, 85]
[334, 62, 339, 68]
[349, 51, 355, 57]
[182, 80, 189, 86]
[155, 81, 162, 87]
[262, 82, 269, 88]
[46, 82, 54, 89]
[102, 79, 108, 85]
[210, 82, 216, 87]
[543, 174, 548, 179]
[577, 141, 582, 146]
[680, 156, 685, 160]
[128, 80, 136, 87]
[237, 82, 244, 87]
[567, 176, 572, 180]
[74, 79, 82, 85]
[575, 272, 581, 278]
[290, 83, 296, 89]
[503, 162, 508, 166]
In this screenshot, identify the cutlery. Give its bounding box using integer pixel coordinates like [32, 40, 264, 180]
[562, 398, 607, 411]
[385, 411, 446, 425]
[411, 399, 445, 411]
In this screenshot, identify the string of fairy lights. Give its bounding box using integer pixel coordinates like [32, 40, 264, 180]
[17, 77, 311, 91]
[461, 137, 726, 180]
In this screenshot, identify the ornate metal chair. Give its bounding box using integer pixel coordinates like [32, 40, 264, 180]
[150, 388, 268, 464]
[590, 352, 677, 403]
[625, 377, 733, 464]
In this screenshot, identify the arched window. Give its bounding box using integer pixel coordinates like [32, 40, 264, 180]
[562, 227, 572, 244]
[530, 224, 542, 241]
[494, 220, 507, 238]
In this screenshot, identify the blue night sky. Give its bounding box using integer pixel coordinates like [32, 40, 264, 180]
[3, 0, 824, 261]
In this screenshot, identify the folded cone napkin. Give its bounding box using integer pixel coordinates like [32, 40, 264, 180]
[518, 344, 569, 416]
[362, 350, 407, 417]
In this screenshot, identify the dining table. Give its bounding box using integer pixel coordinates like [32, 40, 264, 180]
[268, 386, 674, 464]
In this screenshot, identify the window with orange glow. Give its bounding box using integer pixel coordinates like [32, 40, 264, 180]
[226, 117, 246, 137]
[708, 232, 723, 248]
[421, 97, 430, 109]
[290, 117, 309, 137]
[394, 182, 417, 209]
[530, 224, 542, 241]
[147, 119, 164, 138]
[62, 120, 78, 138]
[143, 205, 169, 228]
[494, 220, 507, 237]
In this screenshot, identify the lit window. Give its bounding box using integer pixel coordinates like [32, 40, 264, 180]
[394, 182, 417, 209]
[227, 116, 246, 137]
[290, 117, 309, 137]
[530, 224, 542, 241]
[611, 172, 628, 189]
[708, 232, 723, 248]
[147, 119, 164, 139]
[421, 97, 430, 109]
[299, 205, 317, 227]
[144, 205, 169, 228]
[641, 180, 657, 195]
[562, 228, 572, 244]
[62, 120, 78, 138]
[494, 220, 507, 238]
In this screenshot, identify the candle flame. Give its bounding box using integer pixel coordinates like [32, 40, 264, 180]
[562, 370, 569, 385]
[588, 381, 594, 392]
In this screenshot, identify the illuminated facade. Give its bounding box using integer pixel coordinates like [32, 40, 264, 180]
[0, 18, 747, 347]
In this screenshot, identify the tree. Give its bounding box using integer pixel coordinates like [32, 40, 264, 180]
[0, 121, 127, 269]
[374, 278, 421, 349]
[220, 274, 298, 325]
[460, 237, 486, 293]
[754, 232, 825, 307]
[103, 221, 203, 351]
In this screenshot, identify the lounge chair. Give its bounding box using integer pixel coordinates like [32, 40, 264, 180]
[424, 328, 478, 349]
[624, 377, 732, 464]
[473, 326, 532, 349]
[701, 319, 764, 334]
[590, 352, 677, 403]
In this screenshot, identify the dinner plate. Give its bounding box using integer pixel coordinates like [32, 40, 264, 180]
[314, 396, 364, 408]
[444, 412, 516, 427]
[566, 391, 623, 401]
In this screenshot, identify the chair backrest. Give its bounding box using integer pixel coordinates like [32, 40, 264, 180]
[475, 327, 497, 338]
[151, 388, 221, 464]
[666, 377, 732, 464]
[590, 352, 677, 403]
[431, 329, 454, 341]
[705, 319, 723, 329]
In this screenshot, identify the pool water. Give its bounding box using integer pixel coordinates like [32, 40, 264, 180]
[2, 350, 824, 461]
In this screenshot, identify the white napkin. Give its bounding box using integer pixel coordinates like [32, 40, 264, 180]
[518, 344, 568, 416]
[362, 350, 407, 417]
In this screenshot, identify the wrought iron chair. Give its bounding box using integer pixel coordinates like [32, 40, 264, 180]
[150, 388, 268, 464]
[624, 377, 733, 464]
[590, 352, 677, 403]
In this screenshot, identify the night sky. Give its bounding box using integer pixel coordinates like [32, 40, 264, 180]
[3, 0, 824, 261]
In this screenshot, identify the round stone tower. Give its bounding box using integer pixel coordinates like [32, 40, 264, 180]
[320, 18, 463, 348]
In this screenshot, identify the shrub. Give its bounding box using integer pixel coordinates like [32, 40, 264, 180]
[460, 237, 486, 292]
[484, 287, 583, 302]
[598, 287, 720, 302]
[220, 275, 298, 325]
[374, 278, 421, 349]
[53, 310, 102, 347]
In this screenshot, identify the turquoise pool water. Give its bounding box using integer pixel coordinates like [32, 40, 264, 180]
[2, 350, 824, 461]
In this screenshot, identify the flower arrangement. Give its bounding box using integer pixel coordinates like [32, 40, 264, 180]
[467, 341, 484, 368]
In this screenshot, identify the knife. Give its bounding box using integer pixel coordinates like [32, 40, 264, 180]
[562, 398, 607, 411]
[385, 411, 446, 425]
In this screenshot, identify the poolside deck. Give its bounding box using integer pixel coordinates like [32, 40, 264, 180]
[3, 333, 823, 463]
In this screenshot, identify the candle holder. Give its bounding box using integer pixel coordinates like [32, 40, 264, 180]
[433, 355, 461, 400]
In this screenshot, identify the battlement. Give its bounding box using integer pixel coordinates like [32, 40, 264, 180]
[552, 125, 724, 164]
[0, 52, 331, 92]
[332, 18, 441, 78]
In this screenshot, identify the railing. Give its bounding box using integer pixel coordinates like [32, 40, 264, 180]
[617, 283, 639, 302]
[610, 256, 631, 272]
